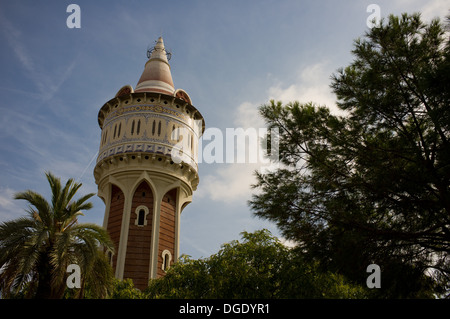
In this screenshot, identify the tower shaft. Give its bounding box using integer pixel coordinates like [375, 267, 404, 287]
[94, 38, 204, 290]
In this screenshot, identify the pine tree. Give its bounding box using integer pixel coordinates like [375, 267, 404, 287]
[250, 13, 450, 298]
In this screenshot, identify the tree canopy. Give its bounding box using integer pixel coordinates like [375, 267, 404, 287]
[0, 172, 114, 298]
[145, 229, 367, 299]
[250, 13, 450, 298]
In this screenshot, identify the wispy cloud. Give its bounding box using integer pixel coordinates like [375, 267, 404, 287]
[0, 9, 77, 103]
[0, 188, 16, 210]
[421, 0, 450, 21]
[0, 187, 25, 222]
[393, 0, 449, 21]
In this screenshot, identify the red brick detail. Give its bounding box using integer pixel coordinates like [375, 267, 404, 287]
[123, 182, 154, 290]
[157, 188, 176, 277]
[107, 185, 124, 272]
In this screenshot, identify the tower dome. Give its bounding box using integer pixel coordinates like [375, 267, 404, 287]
[94, 37, 205, 290]
[135, 37, 175, 95]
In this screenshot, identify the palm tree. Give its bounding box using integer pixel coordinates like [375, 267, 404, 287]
[0, 172, 114, 298]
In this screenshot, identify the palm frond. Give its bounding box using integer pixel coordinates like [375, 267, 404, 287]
[14, 190, 52, 227]
[1, 172, 114, 298]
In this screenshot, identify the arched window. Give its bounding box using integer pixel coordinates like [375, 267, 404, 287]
[134, 205, 149, 227]
[157, 121, 162, 136]
[131, 120, 135, 135]
[137, 209, 145, 226]
[161, 250, 172, 272]
[137, 119, 141, 135]
[152, 120, 156, 135]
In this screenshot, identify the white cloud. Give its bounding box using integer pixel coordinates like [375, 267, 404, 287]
[197, 61, 342, 203]
[196, 100, 267, 203]
[0, 187, 25, 222]
[196, 162, 260, 203]
[267, 61, 346, 116]
[233, 102, 266, 129]
[393, 0, 449, 22]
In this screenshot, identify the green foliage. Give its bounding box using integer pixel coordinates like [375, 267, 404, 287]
[146, 229, 367, 299]
[250, 13, 450, 298]
[63, 249, 114, 299]
[109, 279, 145, 299]
[147, 255, 211, 299]
[0, 172, 115, 298]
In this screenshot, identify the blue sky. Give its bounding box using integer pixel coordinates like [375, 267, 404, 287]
[0, 0, 447, 259]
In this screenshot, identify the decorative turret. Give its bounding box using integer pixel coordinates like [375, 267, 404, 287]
[93, 37, 205, 290]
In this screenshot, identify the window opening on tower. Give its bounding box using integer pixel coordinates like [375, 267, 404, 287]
[137, 209, 145, 226]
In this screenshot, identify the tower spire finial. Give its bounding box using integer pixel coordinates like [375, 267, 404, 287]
[136, 36, 174, 95]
